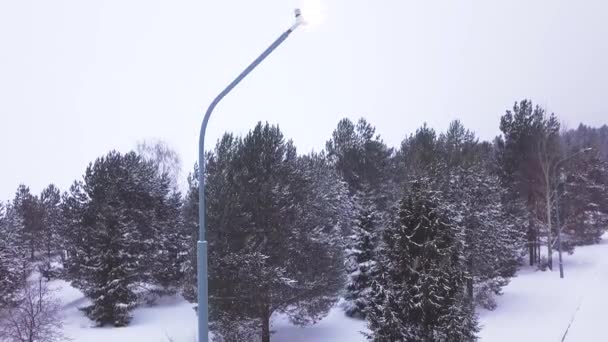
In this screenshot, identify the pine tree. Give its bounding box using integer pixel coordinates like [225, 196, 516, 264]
[60, 181, 89, 288]
[344, 195, 378, 318]
[326, 118, 393, 318]
[0, 202, 28, 308]
[187, 124, 347, 342]
[151, 191, 187, 293]
[326, 118, 393, 203]
[395, 124, 439, 182]
[134, 141, 188, 293]
[445, 165, 525, 308]
[79, 210, 138, 327]
[438, 121, 526, 307]
[559, 150, 608, 248]
[367, 182, 477, 342]
[498, 100, 559, 266]
[62, 151, 175, 326]
[13, 185, 43, 260]
[39, 184, 63, 279]
[180, 165, 200, 303]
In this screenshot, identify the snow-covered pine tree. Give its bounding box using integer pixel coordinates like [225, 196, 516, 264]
[191, 124, 346, 342]
[366, 181, 477, 342]
[562, 124, 608, 163]
[437, 121, 526, 308]
[326, 118, 393, 318]
[179, 164, 200, 303]
[444, 164, 525, 309]
[365, 275, 410, 341]
[62, 151, 175, 326]
[150, 191, 186, 294]
[498, 100, 560, 266]
[72, 153, 140, 326]
[60, 181, 89, 288]
[79, 211, 138, 327]
[13, 185, 43, 261]
[203, 133, 251, 335]
[0, 202, 28, 308]
[135, 142, 187, 294]
[39, 184, 63, 279]
[559, 151, 608, 248]
[325, 118, 394, 204]
[344, 194, 378, 319]
[395, 123, 439, 182]
[298, 152, 355, 240]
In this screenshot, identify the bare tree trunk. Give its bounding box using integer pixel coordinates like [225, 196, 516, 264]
[536, 233, 541, 264]
[528, 230, 535, 266]
[261, 307, 271, 342]
[467, 253, 474, 300]
[528, 199, 536, 266]
[47, 241, 52, 261]
[545, 175, 553, 271]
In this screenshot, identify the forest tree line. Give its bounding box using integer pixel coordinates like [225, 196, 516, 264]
[1, 99, 608, 342]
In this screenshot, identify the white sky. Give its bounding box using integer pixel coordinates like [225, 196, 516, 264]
[1, 0, 607, 199]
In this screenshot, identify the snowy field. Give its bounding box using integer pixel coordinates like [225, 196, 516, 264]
[49, 233, 608, 342]
[478, 233, 608, 342]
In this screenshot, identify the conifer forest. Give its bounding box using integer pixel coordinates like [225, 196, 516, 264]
[2, 99, 607, 341]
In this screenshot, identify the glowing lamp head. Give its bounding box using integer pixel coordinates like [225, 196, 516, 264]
[294, 8, 307, 27]
[295, 0, 324, 29]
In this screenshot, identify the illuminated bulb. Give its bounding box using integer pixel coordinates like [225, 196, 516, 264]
[299, 0, 325, 29]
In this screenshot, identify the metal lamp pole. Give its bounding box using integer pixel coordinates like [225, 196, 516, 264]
[197, 9, 305, 342]
[554, 148, 593, 279]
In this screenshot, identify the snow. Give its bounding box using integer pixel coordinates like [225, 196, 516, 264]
[478, 233, 608, 342]
[273, 303, 368, 342]
[49, 279, 368, 342]
[47, 233, 608, 341]
[49, 280, 199, 342]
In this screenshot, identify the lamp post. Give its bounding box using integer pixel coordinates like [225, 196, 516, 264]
[197, 9, 305, 342]
[554, 147, 593, 279]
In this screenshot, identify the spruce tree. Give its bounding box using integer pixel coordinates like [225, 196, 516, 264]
[326, 118, 393, 318]
[344, 196, 378, 318]
[367, 182, 477, 342]
[445, 165, 525, 307]
[438, 121, 526, 307]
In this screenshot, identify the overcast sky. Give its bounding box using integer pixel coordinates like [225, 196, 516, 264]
[1, 0, 607, 199]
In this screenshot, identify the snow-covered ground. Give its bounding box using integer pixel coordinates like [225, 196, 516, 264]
[273, 303, 367, 342]
[479, 233, 608, 342]
[48, 278, 367, 342]
[49, 280, 199, 342]
[49, 233, 608, 341]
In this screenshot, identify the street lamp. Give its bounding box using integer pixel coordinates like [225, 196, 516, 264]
[554, 147, 593, 279]
[197, 9, 305, 342]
